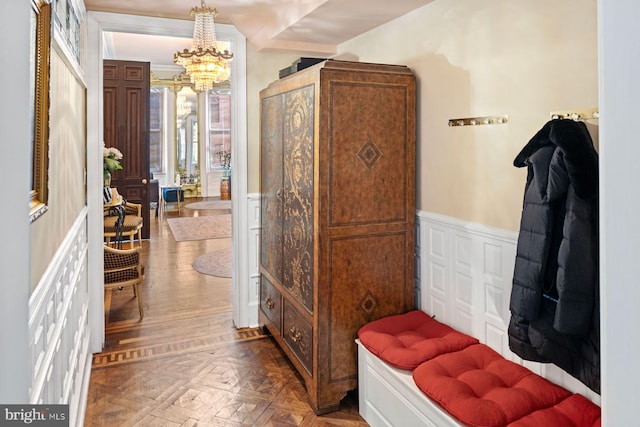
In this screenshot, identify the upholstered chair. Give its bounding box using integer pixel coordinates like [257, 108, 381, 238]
[103, 245, 144, 320]
[160, 188, 184, 219]
[104, 201, 143, 249]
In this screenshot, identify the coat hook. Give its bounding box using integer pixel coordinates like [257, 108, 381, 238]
[550, 108, 599, 121]
[448, 115, 509, 127]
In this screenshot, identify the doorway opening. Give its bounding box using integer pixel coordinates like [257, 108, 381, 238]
[87, 12, 251, 354]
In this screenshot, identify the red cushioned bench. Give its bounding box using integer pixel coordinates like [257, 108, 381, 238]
[357, 310, 601, 427]
[358, 309, 479, 370]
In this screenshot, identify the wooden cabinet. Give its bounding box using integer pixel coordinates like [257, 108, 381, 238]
[259, 60, 416, 414]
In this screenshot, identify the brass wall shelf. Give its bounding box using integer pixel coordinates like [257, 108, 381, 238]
[448, 115, 509, 127]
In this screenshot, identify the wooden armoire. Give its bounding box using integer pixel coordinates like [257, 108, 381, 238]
[259, 60, 416, 414]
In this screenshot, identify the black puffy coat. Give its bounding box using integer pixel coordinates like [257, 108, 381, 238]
[508, 119, 600, 393]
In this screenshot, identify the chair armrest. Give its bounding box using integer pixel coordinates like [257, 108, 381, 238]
[123, 201, 142, 216]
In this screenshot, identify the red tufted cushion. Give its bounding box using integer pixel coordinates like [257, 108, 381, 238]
[508, 393, 601, 427]
[357, 310, 479, 370]
[413, 344, 572, 427]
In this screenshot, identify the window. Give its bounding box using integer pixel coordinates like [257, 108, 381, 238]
[207, 89, 231, 170]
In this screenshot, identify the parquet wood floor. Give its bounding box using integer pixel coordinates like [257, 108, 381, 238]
[85, 199, 369, 426]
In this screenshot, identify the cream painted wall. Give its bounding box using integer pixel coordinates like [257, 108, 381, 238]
[335, 0, 598, 231]
[246, 44, 302, 193]
[30, 50, 86, 292]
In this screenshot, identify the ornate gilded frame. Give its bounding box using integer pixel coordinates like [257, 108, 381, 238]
[30, 0, 51, 222]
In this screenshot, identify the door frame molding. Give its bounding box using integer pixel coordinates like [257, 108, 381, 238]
[86, 11, 249, 352]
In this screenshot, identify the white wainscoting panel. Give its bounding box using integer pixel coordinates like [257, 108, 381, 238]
[29, 210, 91, 426]
[413, 221, 421, 309]
[416, 211, 600, 402]
[247, 194, 261, 327]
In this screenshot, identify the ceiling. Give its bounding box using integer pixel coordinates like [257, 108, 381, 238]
[87, 0, 431, 68]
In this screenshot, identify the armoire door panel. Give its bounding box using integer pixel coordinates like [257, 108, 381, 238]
[260, 94, 284, 281]
[282, 85, 315, 312]
[327, 82, 410, 227]
[325, 232, 410, 382]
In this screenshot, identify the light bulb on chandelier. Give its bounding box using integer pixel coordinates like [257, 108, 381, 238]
[174, 1, 233, 92]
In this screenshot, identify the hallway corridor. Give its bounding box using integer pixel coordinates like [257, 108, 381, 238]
[84, 200, 366, 426]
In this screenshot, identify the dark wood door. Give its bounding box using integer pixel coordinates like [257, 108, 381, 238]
[104, 60, 151, 239]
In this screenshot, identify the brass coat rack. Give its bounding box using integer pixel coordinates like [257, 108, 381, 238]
[448, 115, 509, 127]
[550, 108, 599, 121]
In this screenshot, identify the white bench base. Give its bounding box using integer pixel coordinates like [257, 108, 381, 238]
[357, 339, 463, 427]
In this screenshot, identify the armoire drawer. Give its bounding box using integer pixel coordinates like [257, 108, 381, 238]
[260, 276, 282, 334]
[283, 300, 313, 375]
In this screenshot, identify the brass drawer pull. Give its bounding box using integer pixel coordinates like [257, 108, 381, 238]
[289, 326, 302, 343]
[265, 297, 275, 310]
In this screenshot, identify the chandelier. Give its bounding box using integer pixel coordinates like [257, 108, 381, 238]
[174, 1, 233, 92]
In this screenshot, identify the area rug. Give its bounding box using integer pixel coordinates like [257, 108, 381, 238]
[192, 247, 232, 278]
[185, 200, 232, 210]
[167, 215, 232, 242]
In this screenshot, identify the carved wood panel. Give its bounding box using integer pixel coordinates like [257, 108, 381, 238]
[260, 276, 282, 334]
[282, 85, 315, 312]
[103, 64, 117, 79]
[125, 88, 144, 178]
[103, 87, 117, 151]
[327, 233, 409, 382]
[283, 299, 313, 374]
[260, 94, 284, 282]
[329, 82, 409, 227]
[124, 65, 144, 81]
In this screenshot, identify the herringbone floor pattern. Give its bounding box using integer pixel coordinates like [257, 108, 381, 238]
[85, 199, 368, 426]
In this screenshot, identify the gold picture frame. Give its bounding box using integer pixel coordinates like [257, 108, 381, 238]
[30, 0, 51, 222]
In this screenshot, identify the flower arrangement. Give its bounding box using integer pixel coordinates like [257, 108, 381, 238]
[103, 146, 123, 173]
[216, 150, 231, 178]
[103, 145, 123, 185]
[216, 150, 231, 169]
